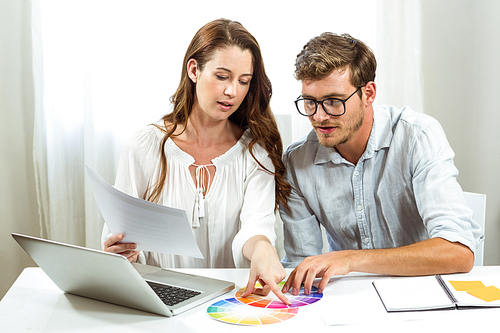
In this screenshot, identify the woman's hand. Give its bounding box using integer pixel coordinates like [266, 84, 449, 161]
[104, 234, 140, 263]
[241, 236, 290, 305]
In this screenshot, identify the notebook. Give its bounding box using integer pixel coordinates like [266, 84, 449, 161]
[12, 233, 234, 317]
[372, 275, 500, 312]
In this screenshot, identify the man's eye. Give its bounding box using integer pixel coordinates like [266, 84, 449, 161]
[324, 99, 341, 107]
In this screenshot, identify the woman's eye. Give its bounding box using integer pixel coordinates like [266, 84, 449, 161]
[239, 80, 249, 86]
[216, 75, 228, 81]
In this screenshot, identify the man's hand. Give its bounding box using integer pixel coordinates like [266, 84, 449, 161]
[282, 250, 358, 296]
[282, 238, 475, 296]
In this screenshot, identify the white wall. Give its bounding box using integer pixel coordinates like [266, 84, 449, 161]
[422, 0, 500, 265]
[0, 0, 39, 299]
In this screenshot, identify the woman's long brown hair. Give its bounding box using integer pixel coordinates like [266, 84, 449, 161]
[147, 19, 290, 210]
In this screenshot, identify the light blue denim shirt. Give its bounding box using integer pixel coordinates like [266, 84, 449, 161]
[280, 105, 484, 267]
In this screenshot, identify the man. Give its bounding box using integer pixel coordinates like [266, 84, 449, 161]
[280, 33, 483, 296]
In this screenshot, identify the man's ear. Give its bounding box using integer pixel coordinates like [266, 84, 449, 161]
[363, 81, 376, 106]
[187, 59, 198, 83]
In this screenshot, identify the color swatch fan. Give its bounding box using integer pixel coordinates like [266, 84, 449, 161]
[207, 298, 298, 325]
[235, 281, 323, 309]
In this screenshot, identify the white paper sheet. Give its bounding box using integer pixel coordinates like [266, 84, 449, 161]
[86, 165, 203, 259]
[314, 274, 424, 326]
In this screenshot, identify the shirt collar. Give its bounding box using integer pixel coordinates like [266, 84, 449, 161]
[313, 105, 393, 165]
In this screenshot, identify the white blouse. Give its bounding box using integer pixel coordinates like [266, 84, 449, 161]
[102, 124, 277, 268]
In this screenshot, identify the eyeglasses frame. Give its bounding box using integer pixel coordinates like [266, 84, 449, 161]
[294, 86, 362, 117]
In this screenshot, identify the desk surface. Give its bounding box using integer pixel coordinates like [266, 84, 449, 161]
[2, 266, 500, 332]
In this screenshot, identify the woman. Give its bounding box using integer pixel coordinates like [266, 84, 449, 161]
[102, 19, 291, 303]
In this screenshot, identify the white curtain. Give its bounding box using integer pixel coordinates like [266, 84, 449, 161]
[32, 0, 423, 249]
[375, 0, 424, 112]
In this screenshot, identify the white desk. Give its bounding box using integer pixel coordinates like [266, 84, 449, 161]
[2, 266, 500, 332]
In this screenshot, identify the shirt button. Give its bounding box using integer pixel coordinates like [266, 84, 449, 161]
[357, 205, 363, 211]
[364, 238, 370, 243]
[354, 171, 359, 176]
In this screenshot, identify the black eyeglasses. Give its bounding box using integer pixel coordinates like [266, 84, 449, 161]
[294, 87, 362, 117]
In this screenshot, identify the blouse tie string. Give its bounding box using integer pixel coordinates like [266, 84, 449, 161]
[192, 163, 213, 228]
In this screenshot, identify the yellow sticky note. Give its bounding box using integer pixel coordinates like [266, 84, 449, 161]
[467, 286, 500, 302]
[449, 280, 485, 292]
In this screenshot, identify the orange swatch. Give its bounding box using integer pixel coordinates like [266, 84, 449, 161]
[467, 286, 500, 302]
[448, 280, 485, 292]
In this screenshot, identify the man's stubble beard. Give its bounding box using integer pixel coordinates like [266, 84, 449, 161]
[314, 105, 365, 148]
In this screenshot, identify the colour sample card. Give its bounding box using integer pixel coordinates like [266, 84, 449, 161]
[467, 285, 500, 302]
[448, 280, 500, 302]
[449, 280, 486, 292]
[235, 281, 323, 309]
[206, 298, 298, 325]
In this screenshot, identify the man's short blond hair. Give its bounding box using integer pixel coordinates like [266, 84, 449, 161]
[294, 33, 376, 88]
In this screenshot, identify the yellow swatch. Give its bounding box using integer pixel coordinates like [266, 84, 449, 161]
[448, 280, 485, 292]
[467, 286, 500, 302]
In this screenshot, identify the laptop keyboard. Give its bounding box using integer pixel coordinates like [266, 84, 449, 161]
[147, 282, 201, 306]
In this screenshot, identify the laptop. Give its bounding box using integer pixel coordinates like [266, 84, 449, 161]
[12, 233, 234, 317]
